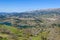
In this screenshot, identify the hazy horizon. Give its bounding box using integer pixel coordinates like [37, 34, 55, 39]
[0, 0, 60, 12]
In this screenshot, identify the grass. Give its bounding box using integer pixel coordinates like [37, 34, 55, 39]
[0, 24, 59, 40]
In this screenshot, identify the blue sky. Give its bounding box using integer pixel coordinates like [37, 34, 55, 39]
[0, 0, 60, 12]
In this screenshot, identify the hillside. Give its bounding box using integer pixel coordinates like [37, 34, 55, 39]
[0, 8, 60, 40]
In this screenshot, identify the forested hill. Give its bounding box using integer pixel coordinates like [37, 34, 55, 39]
[0, 8, 60, 18]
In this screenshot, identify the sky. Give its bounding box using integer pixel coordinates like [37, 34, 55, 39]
[0, 0, 60, 12]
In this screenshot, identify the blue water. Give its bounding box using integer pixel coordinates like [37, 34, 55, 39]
[0, 22, 12, 26]
[0, 22, 33, 28]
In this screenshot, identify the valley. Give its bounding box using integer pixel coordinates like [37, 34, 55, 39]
[0, 8, 60, 40]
